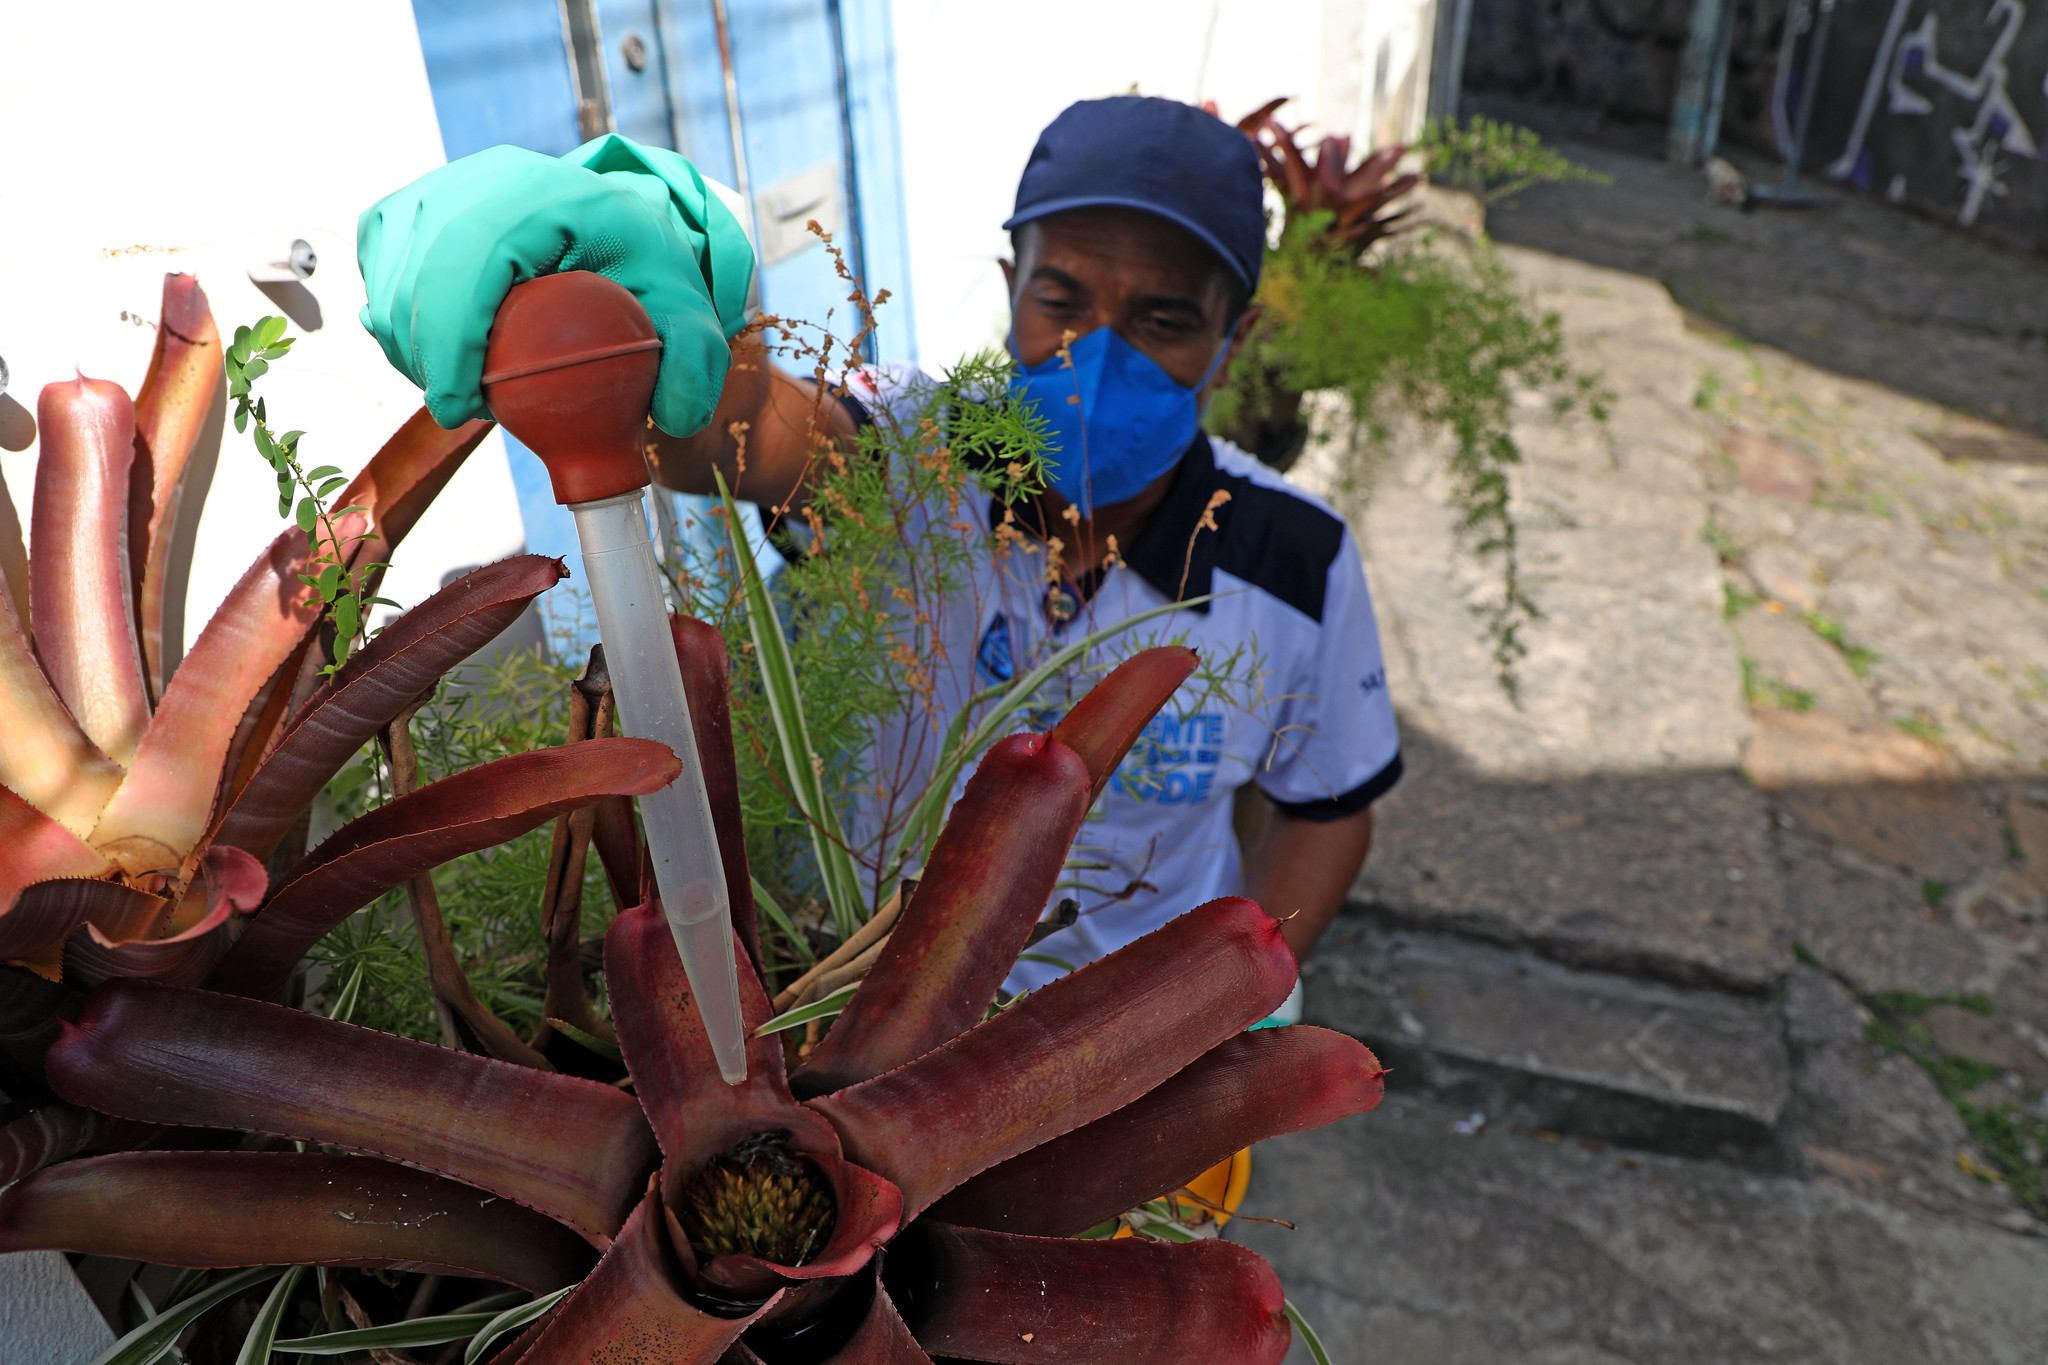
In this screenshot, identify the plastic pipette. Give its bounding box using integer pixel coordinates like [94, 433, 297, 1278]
[480, 271, 747, 1084]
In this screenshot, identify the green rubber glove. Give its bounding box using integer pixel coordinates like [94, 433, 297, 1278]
[358, 134, 756, 438]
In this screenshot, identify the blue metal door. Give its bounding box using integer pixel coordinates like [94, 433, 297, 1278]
[408, 0, 914, 627]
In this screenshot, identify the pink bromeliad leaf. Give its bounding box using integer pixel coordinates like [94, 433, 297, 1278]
[810, 897, 1297, 1220]
[213, 554, 569, 863]
[129, 272, 224, 696]
[898, 1222, 1290, 1365]
[33, 375, 152, 767]
[47, 978, 656, 1243]
[927, 1026, 1385, 1237]
[88, 408, 494, 875]
[211, 738, 683, 1000]
[0, 783, 110, 904]
[86, 521, 339, 874]
[0, 1150, 595, 1292]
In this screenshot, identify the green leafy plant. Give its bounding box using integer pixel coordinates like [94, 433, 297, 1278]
[224, 317, 393, 672]
[1414, 114, 1612, 204]
[1214, 100, 1607, 697]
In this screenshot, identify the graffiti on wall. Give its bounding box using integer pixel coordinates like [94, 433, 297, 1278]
[1822, 0, 2044, 224]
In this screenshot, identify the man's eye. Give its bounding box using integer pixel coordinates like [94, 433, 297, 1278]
[1033, 293, 1077, 313]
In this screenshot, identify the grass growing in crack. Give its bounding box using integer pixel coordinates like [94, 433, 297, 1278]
[1741, 657, 1816, 712]
[1800, 611, 1880, 676]
[1893, 716, 1947, 746]
[1862, 991, 2046, 1214]
[1699, 520, 1744, 565]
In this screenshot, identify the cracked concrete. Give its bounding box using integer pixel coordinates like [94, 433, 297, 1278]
[1264, 151, 2048, 1361]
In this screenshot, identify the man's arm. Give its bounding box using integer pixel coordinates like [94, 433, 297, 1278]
[1241, 805, 1375, 962]
[642, 332, 859, 514]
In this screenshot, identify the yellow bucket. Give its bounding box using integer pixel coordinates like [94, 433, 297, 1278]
[1113, 1146, 1251, 1235]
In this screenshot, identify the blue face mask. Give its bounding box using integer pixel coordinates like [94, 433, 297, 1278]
[1009, 327, 1229, 515]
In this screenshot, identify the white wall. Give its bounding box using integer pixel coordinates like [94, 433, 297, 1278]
[888, 0, 1440, 370]
[0, 0, 524, 660]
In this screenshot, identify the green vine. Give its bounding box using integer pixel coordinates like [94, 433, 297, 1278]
[225, 316, 392, 672]
[1213, 219, 1606, 699]
[1415, 115, 1612, 204]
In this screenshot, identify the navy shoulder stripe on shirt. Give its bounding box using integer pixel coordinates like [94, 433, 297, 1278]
[1118, 434, 1347, 622]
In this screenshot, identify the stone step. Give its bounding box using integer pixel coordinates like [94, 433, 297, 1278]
[1303, 918, 1791, 1163]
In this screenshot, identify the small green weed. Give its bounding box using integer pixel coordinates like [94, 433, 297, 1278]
[1722, 582, 1759, 620]
[1921, 879, 1950, 909]
[1742, 657, 1815, 711]
[1800, 612, 1880, 676]
[1694, 372, 1724, 411]
[1894, 716, 1947, 746]
[1688, 224, 1732, 246]
[1700, 521, 1744, 565]
[1861, 991, 2045, 1215]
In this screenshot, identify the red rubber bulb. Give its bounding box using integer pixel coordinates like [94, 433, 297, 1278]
[481, 271, 663, 505]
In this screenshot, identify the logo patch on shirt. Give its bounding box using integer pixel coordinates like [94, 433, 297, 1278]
[1110, 710, 1225, 806]
[1360, 667, 1386, 697]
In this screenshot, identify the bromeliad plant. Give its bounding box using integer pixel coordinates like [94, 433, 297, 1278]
[0, 272, 678, 1180]
[0, 644, 1386, 1364]
[1212, 98, 1607, 696]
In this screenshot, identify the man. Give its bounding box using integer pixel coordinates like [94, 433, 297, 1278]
[359, 95, 1400, 1009]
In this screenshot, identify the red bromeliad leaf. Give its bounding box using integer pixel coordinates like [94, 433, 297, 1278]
[671, 614, 761, 973]
[927, 1027, 1385, 1237]
[85, 521, 341, 874]
[0, 583, 122, 840]
[0, 783, 110, 905]
[514, 1189, 773, 1365]
[590, 794, 640, 910]
[212, 739, 682, 1000]
[33, 376, 152, 767]
[604, 907, 902, 1292]
[48, 979, 656, 1243]
[214, 554, 569, 863]
[795, 733, 1091, 1098]
[831, 1274, 932, 1365]
[63, 886, 238, 988]
[607, 903, 830, 1171]
[809, 898, 1296, 1220]
[130, 272, 223, 695]
[1048, 646, 1196, 802]
[0, 1102, 159, 1188]
[900, 1223, 1289, 1365]
[0, 879, 163, 983]
[0, 1151, 596, 1292]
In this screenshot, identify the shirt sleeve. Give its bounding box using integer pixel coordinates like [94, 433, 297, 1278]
[1252, 529, 1402, 819]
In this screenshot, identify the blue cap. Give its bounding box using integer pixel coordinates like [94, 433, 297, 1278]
[1005, 96, 1265, 295]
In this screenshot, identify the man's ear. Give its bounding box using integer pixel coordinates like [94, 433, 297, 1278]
[1206, 302, 1263, 400]
[999, 256, 1016, 296]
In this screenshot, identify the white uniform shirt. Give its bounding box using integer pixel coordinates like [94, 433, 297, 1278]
[839, 366, 1402, 994]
